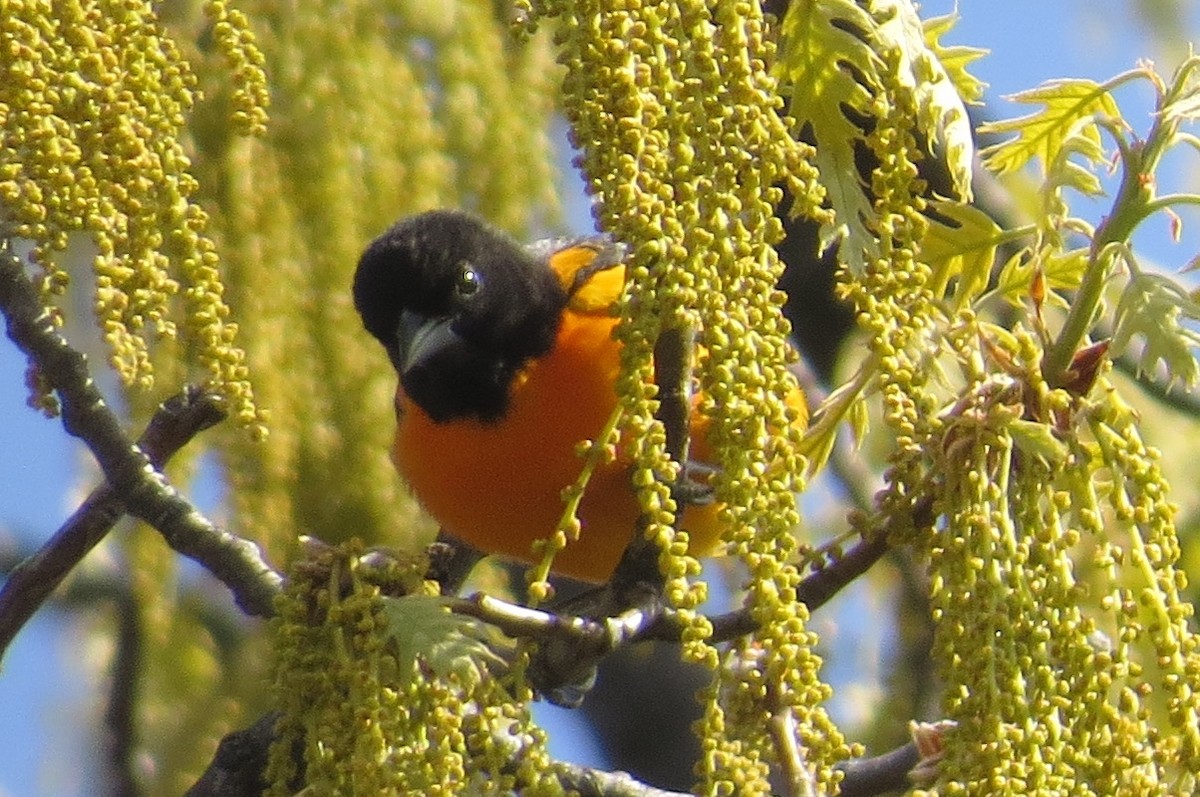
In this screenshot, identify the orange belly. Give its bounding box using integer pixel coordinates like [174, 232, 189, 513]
[392, 311, 724, 582]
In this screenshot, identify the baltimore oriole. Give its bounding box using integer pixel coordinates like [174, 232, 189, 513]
[353, 209, 803, 582]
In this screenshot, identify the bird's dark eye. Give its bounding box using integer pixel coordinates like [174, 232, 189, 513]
[454, 264, 481, 300]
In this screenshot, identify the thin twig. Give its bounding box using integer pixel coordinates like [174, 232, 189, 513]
[638, 525, 900, 645]
[0, 386, 228, 662]
[550, 762, 692, 797]
[456, 502, 909, 678]
[0, 543, 250, 658]
[609, 324, 696, 592]
[836, 742, 920, 797]
[104, 591, 143, 797]
[456, 486, 922, 705]
[451, 518, 898, 704]
[795, 524, 899, 609]
[453, 586, 664, 706]
[0, 239, 282, 618]
[449, 590, 659, 655]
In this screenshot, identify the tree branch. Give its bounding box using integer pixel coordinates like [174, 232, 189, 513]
[104, 591, 143, 797]
[836, 742, 920, 797]
[637, 499, 920, 645]
[449, 520, 897, 707]
[0, 238, 282, 619]
[608, 324, 697, 593]
[454, 491, 919, 706]
[0, 385, 231, 662]
[185, 712, 924, 797]
[550, 763, 691, 797]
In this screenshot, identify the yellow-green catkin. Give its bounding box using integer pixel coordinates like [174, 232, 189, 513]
[2, 8, 269, 783]
[837, 51, 1200, 797]
[905, 321, 1200, 795]
[0, 0, 265, 430]
[1086, 389, 1200, 786]
[8, 1, 563, 788]
[267, 542, 564, 796]
[840, 53, 1200, 793]
[839, 51, 940, 543]
[832, 58, 944, 772]
[520, 1, 847, 793]
[187, 4, 565, 777]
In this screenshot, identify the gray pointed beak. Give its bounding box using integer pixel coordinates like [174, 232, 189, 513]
[396, 310, 460, 375]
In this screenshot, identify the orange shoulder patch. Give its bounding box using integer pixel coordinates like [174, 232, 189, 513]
[546, 242, 625, 316]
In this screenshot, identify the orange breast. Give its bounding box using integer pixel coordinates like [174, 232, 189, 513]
[392, 309, 724, 582]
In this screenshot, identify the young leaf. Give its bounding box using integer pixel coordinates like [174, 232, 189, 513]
[1008, 419, 1069, 468]
[979, 79, 1120, 176]
[848, 390, 870, 445]
[893, 6, 980, 200]
[992, 247, 1087, 308]
[923, 13, 988, 106]
[775, 0, 978, 264]
[381, 595, 511, 691]
[921, 201, 1005, 307]
[776, 0, 881, 265]
[1112, 272, 1200, 388]
[1043, 248, 1092, 292]
[1045, 125, 1109, 196]
[1053, 158, 1106, 197]
[993, 249, 1034, 307]
[799, 365, 872, 477]
[1158, 55, 1200, 125]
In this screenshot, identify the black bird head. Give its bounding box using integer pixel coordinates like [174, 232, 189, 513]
[353, 210, 567, 423]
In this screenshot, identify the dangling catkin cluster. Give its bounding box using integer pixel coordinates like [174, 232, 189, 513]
[6, 2, 565, 787]
[268, 542, 565, 796]
[0, 0, 266, 429]
[829, 36, 1200, 797]
[519, 1, 848, 792]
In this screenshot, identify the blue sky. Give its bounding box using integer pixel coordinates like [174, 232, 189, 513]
[3, 4, 1199, 794]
